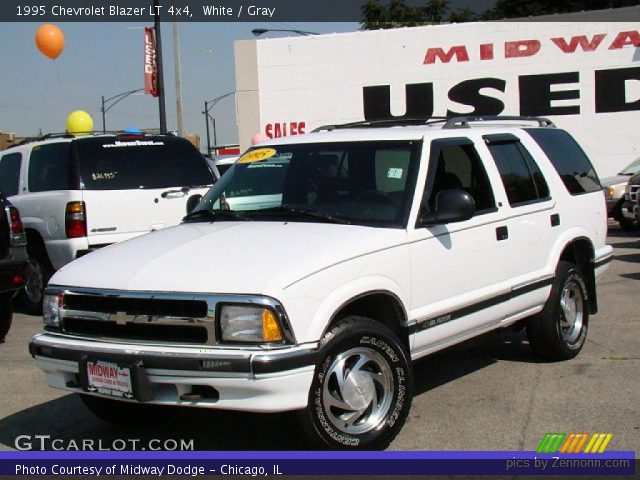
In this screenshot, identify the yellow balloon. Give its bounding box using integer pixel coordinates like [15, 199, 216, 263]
[66, 110, 93, 135]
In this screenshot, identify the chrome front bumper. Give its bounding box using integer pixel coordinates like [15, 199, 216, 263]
[30, 333, 317, 412]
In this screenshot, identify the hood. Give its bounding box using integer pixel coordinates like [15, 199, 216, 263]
[600, 174, 630, 188]
[52, 221, 406, 295]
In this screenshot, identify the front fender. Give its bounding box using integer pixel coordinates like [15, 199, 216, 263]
[296, 274, 409, 345]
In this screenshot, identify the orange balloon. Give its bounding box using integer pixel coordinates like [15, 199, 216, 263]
[35, 24, 65, 60]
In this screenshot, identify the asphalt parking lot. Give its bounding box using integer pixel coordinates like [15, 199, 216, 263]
[0, 225, 638, 452]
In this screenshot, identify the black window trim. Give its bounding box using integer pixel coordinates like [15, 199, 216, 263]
[483, 134, 553, 209]
[416, 137, 497, 228]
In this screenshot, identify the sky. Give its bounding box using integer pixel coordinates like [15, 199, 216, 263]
[0, 22, 364, 150]
[0, 1, 495, 151]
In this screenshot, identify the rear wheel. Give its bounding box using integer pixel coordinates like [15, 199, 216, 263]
[19, 243, 51, 314]
[299, 316, 412, 449]
[527, 261, 589, 360]
[613, 199, 640, 231]
[79, 394, 177, 426]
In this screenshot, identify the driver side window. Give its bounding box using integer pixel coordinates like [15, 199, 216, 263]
[425, 142, 496, 213]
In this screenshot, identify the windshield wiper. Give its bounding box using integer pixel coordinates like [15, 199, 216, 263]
[251, 206, 351, 225]
[183, 209, 251, 223]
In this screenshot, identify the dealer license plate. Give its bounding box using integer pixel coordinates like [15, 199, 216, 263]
[86, 360, 134, 399]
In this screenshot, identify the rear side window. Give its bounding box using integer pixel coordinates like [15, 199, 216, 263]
[526, 128, 601, 195]
[75, 137, 214, 190]
[485, 135, 550, 206]
[28, 143, 72, 192]
[0, 153, 22, 197]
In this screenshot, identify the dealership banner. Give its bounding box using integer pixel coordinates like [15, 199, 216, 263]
[0, 451, 635, 476]
[143, 27, 158, 98]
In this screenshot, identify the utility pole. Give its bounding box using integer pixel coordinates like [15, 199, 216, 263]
[101, 95, 106, 133]
[204, 100, 211, 154]
[153, 0, 167, 134]
[172, 19, 183, 136]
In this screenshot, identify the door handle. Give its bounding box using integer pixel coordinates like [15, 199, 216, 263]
[550, 213, 560, 227]
[496, 226, 508, 241]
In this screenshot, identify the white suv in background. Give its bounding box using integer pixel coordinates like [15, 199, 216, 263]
[30, 117, 612, 449]
[0, 132, 214, 311]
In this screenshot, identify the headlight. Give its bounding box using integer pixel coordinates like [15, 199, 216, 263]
[605, 184, 624, 200]
[43, 291, 62, 328]
[218, 304, 284, 343]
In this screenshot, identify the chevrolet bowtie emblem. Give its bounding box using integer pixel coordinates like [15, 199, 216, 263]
[112, 312, 128, 326]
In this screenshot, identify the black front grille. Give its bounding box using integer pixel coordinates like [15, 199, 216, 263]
[63, 318, 208, 344]
[63, 294, 208, 318]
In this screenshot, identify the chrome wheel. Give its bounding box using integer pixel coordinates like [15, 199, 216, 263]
[24, 258, 44, 304]
[322, 347, 394, 435]
[559, 279, 584, 344]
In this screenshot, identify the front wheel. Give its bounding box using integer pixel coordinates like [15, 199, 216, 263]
[299, 316, 413, 449]
[613, 199, 640, 231]
[527, 261, 589, 361]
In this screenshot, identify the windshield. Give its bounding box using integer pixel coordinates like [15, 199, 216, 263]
[75, 136, 213, 190]
[620, 158, 640, 176]
[190, 141, 421, 228]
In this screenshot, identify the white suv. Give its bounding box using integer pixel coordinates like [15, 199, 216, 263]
[0, 133, 214, 312]
[30, 117, 612, 449]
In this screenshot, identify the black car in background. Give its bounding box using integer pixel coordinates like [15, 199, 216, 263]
[0, 194, 28, 341]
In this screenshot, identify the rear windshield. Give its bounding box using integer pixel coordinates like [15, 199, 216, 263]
[75, 136, 213, 190]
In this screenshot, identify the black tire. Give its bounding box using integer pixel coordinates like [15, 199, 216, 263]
[19, 243, 52, 314]
[618, 215, 640, 231]
[299, 316, 412, 450]
[527, 261, 589, 361]
[79, 394, 177, 427]
[613, 199, 640, 231]
[0, 295, 13, 341]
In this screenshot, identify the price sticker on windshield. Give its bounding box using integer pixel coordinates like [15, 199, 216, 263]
[238, 148, 277, 163]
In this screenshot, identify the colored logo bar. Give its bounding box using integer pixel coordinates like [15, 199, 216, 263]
[537, 433, 613, 453]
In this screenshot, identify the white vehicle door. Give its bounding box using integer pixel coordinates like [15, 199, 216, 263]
[479, 132, 557, 283]
[408, 137, 516, 357]
[75, 135, 214, 245]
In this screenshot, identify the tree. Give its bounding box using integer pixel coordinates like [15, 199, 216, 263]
[360, 0, 477, 30]
[361, 0, 640, 28]
[484, 0, 640, 19]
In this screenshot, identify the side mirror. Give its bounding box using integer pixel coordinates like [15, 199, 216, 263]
[186, 194, 203, 214]
[420, 189, 475, 226]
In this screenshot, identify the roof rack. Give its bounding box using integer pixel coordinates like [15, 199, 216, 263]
[442, 116, 555, 128]
[311, 115, 555, 133]
[312, 117, 450, 132]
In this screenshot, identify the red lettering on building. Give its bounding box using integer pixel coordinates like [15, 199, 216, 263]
[479, 43, 494, 60]
[423, 46, 469, 64]
[609, 30, 640, 50]
[551, 34, 606, 53]
[505, 40, 541, 58]
[265, 122, 306, 139]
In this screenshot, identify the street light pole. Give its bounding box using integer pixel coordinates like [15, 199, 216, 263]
[101, 89, 145, 133]
[153, 0, 167, 134]
[172, 19, 184, 136]
[101, 95, 106, 133]
[202, 91, 237, 155]
[204, 100, 211, 154]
